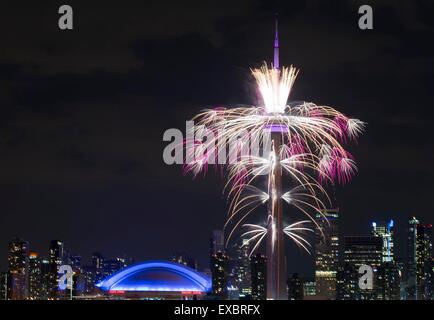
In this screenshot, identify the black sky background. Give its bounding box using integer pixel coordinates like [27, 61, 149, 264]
[0, 0, 433, 276]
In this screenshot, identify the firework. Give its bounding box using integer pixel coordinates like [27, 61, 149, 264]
[186, 63, 364, 239]
[183, 21, 364, 299]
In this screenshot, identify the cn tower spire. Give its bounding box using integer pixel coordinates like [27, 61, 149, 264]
[274, 14, 279, 69]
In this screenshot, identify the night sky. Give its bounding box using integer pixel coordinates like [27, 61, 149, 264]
[0, 0, 433, 276]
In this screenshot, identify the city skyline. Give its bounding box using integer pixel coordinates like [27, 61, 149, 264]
[0, 1, 433, 301]
[0, 213, 426, 277]
[1, 214, 432, 300]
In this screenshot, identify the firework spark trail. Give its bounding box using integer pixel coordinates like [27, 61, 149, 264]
[283, 220, 315, 255]
[241, 220, 314, 257]
[185, 62, 364, 255]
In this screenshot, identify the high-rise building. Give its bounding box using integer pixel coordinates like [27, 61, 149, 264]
[416, 224, 432, 300]
[302, 279, 316, 298]
[407, 216, 419, 299]
[210, 230, 228, 298]
[70, 255, 82, 273]
[344, 236, 383, 270]
[0, 272, 7, 300]
[68, 254, 83, 297]
[102, 258, 126, 279]
[314, 209, 339, 300]
[426, 259, 434, 300]
[376, 261, 401, 300]
[8, 238, 29, 300]
[406, 218, 433, 300]
[251, 253, 266, 300]
[336, 262, 357, 300]
[395, 258, 406, 300]
[172, 252, 197, 270]
[344, 236, 382, 300]
[232, 239, 251, 299]
[371, 220, 394, 262]
[287, 273, 303, 300]
[40, 258, 50, 299]
[29, 252, 44, 300]
[81, 266, 96, 295]
[48, 240, 65, 299]
[211, 230, 225, 254]
[92, 252, 105, 284]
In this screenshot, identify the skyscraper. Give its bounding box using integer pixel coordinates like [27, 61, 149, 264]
[70, 255, 82, 273]
[344, 236, 382, 300]
[376, 262, 401, 300]
[315, 209, 339, 300]
[344, 236, 383, 270]
[251, 253, 267, 300]
[416, 224, 432, 300]
[426, 259, 434, 300]
[8, 238, 29, 300]
[302, 279, 316, 299]
[102, 258, 127, 279]
[40, 258, 50, 299]
[287, 273, 303, 300]
[29, 252, 43, 300]
[232, 239, 252, 299]
[172, 252, 197, 270]
[210, 230, 228, 298]
[336, 262, 357, 300]
[92, 252, 105, 284]
[0, 272, 8, 300]
[81, 265, 96, 295]
[407, 216, 419, 299]
[371, 220, 394, 262]
[48, 240, 64, 299]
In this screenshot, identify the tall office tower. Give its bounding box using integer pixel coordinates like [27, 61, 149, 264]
[287, 273, 303, 300]
[102, 258, 128, 279]
[376, 262, 401, 300]
[8, 238, 29, 300]
[0, 272, 7, 300]
[251, 253, 267, 300]
[172, 252, 197, 270]
[371, 220, 394, 262]
[70, 255, 82, 273]
[28, 252, 43, 300]
[210, 230, 228, 298]
[302, 279, 316, 298]
[344, 236, 383, 269]
[48, 240, 64, 299]
[394, 258, 407, 300]
[92, 252, 105, 284]
[119, 255, 134, 268]
[336, 262, 358, 300]
[40, 258, 50, 299]
[416, 224, 432, 300]
[344, 236, 382, 300]
[407, 216, 419, 299]
[81, 266, 96, 295]
[315, 209, 339, 300]
[426, 259, 434, 300]
[232, 239, 252, 299]
[69, 255, 83, 297]
[211, 230, 225, 253]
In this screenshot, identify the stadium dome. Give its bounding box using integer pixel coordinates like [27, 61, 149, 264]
[96, 261, 211, 296]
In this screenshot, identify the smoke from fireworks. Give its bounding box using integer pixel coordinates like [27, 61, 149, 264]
[184, 63, 364, 256]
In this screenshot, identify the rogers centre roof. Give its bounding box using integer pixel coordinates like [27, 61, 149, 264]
[96, 260, 212, 293]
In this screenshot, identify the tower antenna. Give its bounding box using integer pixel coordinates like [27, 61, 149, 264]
[274, 13, 279, 69]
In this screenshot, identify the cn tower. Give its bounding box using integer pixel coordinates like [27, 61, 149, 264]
[266, 14, 288, 300]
